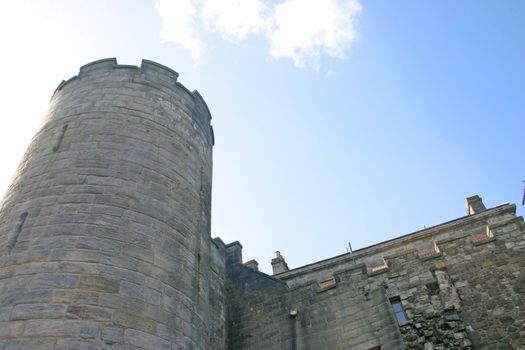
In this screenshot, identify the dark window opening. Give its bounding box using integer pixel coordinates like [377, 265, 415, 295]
[53, 124, 68, 152]
[390, 298, 408, 325]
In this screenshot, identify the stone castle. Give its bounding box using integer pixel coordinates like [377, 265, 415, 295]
[0, 58, 523, 350]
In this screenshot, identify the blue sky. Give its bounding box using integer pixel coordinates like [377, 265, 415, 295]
[0, 0, 523, 274]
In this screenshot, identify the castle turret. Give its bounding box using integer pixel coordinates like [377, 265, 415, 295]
[0, 59, 223, 349]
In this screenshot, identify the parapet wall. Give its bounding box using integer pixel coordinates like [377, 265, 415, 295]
[276, 202, 516, 287]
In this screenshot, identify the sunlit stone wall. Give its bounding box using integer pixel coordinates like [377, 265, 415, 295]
[0, 58, 224, 349]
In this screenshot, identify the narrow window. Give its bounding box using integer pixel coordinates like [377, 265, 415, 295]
[390, 298, 408, 325]
[53, 124, 68, 152]
[196, 253, 201, 294]
[7, 212, 28, 254]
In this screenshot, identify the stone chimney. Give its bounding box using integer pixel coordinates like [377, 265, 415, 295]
[243, 259, 259, 271]
[226, 241, 243, 266]
[466, 195, 486, 215]
[271, 251, 289, 275]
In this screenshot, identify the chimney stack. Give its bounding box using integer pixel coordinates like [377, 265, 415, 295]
[466, 195, 486, 215]
[271, 251, 290, 275]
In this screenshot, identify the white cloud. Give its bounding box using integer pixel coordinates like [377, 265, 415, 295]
[155, 0, 203, 60]
[202, 0, 268, 41]
[155, 0, 362, 67]
[269, 0, 362, 67]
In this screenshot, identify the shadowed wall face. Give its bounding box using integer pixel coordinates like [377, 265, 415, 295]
[0, 58, 223, 349]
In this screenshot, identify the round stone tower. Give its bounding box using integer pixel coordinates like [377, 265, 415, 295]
[0, 59, 221, 349]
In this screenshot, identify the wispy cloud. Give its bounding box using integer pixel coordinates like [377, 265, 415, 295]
[202, 0, 269, 41]
[155, 0, 362, 67]
[155, 0, 203, 60]
[269, 0, 362, 67]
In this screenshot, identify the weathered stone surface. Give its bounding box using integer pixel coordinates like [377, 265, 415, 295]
[0, 290, 53, 308]
[52, 290, 99, 305]
[11, 303, 66, 320]
[0, 59, 218, 349]
[513, 272, 525, 293]
[66, 305, 112, 321]
[112, 311, 157, 334]
[226, 201, 525, 350]
[0, 306, 12, 321]
[23, 320, 81, 337]
[0, 338, 55, 350]
[77, 275, 119, 293]
[124, 329, 171, 350]
[80, 321, 100, 339]
[119, 281, 161, 305]
[0, 321, 24, 338]
[55, 338, 99, 350]
[101, 326, 124, 344]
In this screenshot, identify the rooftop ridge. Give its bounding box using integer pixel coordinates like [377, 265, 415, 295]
[276, 202, 515, 278]
[238, 264, 287, 285]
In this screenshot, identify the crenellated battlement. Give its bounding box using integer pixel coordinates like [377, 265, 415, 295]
[76, 58, 179, 83]
[50, 58, 213, 146]
[53, 58, 211, 123]
[78, 57, 120, 76]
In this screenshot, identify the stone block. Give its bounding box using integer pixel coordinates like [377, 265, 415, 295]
[0, 321, 25, 338]
[11, 303, 66, 320]
[31, 274, 79, 289]
[52, 290, 99, 305]
[0, 306, 12, 321]
[1, 338, 55, 350]
[66, 305, 112, 321]
[119, 281, 161, 306]
[124, 329, 170, 350]
[122, 243, 154, 263]
[77, 275, 119, 293]
[55, 338, 99, 350]
[80, 321, 100, 339]
[0, 290, 54, 308]
[23, 319, 81, 337]
[101, 326, 124, 343]
[112, 311, 156, 334]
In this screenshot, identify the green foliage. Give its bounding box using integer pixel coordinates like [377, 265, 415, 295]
[224, 278, 233, 292]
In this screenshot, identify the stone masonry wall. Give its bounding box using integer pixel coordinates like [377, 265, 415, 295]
[444, 216, 525, 348]
[0, 58, 221, 349]
[227, 202, 525, 349]
[226, 256, 405, 349]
